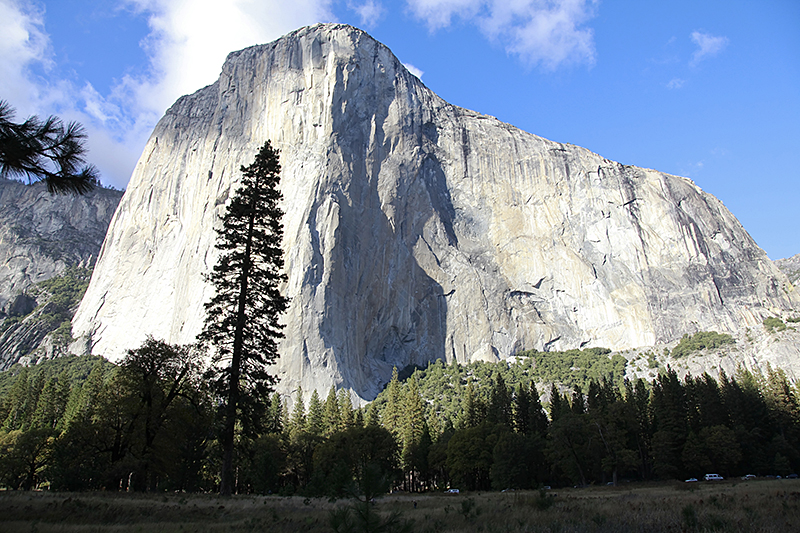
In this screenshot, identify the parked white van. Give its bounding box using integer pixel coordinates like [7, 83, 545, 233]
[704, 473, 724, 481]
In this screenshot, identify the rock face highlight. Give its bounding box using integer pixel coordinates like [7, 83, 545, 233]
[72, 24, 799, 401]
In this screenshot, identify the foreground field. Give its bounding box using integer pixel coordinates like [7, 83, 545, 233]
[1, 479, 799, 532]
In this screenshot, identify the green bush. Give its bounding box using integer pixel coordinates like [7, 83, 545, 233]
[763, 317, 787, 333]
[671, 331, 735, 358]
[34, 266, 92, 316]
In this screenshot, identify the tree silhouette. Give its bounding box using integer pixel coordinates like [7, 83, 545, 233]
[199, 140, 288, 496]
[0, 101, 98, 194]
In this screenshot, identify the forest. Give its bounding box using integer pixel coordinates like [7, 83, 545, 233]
[0, 342, 799, 495]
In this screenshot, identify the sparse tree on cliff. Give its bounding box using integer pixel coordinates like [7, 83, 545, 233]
[0, 100, 98, 194]
[199, 140, 288, 496]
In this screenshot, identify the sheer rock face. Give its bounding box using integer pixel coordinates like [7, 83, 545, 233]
[72, 24, 798, 401]
[0, 178, 122, 314]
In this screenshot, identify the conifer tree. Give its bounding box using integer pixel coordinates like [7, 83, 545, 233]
[764, 365, 800, 443]
[401, 376, 426, 490]
[571, 384, 586, 415]
[280, 401, 290, 434]
[323, 386, 341, 435]
[338, 389, 355, 429]
[382, 368, 402, 436]
[290, 386, 307, 438]
[365, 402, 381, 428]
[307, 389, 324, 437]
[623, 378, 652, 479]
[513, 383, 531, 434]
[529, 382, 549, 436]
[0, 100, 98, 194]
[650, 367, 688, 479]
[199, 140, 288, 496]
[353, 407, 365, 428]
[62, 360, 108, 428]
[31, 373, 69, 431]
[548, 383, 565, 422]
[460, 379, 484, 429]
[487, 374, 512, 427]
[264, 393, 283, 434]
[2, 368, 32, 430]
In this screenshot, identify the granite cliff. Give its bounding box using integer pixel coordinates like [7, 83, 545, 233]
[72, 24, 798, 401]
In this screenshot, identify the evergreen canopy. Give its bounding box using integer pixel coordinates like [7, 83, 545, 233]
[0, 100, 98, 195]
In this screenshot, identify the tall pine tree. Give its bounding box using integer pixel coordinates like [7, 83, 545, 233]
[199, 141, 288, 496]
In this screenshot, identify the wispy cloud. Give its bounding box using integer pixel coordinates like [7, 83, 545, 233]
[667, 78, 685, 90]
[403, 63, 424, 78]
[348, 0, 385, 28]
[406, 0, 599, 69]
[679, 160, 704, 178]
[690, 31, 729, 66]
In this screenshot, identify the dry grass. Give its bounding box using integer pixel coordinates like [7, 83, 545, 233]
[1, 479, 799, 532]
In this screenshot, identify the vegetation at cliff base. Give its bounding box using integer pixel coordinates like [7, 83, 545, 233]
[2, 344, 800, 496]
[31, 266, 92, 332]
[670, 331, 735, 358]
[518, 347, 627, 390]
[0, 266, 93, 360]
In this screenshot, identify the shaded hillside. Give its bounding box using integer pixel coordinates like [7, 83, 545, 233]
[0, 179, 122, 368]
[0, 267, 94, 370]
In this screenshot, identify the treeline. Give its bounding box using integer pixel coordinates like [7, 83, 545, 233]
[1, 344, 799, 493]
[370, 357, 800, 490]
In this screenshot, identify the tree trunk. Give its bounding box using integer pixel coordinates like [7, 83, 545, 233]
[220, 187, 258, 496]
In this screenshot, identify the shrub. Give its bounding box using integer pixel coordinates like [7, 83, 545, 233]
[763, 317, 787, 333]
[671, 331, 735, 358]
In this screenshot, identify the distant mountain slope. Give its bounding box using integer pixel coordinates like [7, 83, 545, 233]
[0, 179, 122, 368]
[775, 253, 800, 285]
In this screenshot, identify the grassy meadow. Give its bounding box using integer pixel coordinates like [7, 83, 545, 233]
[1, 478, 799, 532]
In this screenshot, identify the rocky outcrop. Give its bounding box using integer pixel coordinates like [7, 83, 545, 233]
[0, 179, 122, 368]
[0, 179, 122, 314]
[776, 253, 800, 285]
[72, 24, 799, 401]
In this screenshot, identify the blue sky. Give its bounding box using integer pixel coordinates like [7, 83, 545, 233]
[1, 0, 798, 259]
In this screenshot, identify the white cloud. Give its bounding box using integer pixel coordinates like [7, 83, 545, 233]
[690, 31, 729, 66]
[123, 0, 336, 117]
[406, 0, 481, 29]
[403, 62, 424, 78]
[406, 0, 599, 69]
[667, 78, 685, 90]
[348, 0, 385, 28]
[0, 0, 52, 115]
[0, 0, 335, 189]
